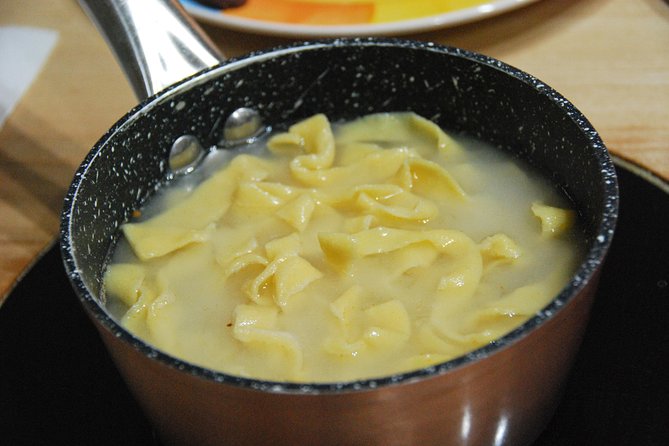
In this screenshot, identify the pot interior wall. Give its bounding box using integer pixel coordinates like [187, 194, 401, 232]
[66, 40, 610, 305]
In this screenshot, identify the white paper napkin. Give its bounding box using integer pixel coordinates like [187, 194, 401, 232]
[0, 26, 59, 129]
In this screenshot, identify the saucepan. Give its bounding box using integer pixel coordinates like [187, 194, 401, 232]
[61, 1, 618, 445]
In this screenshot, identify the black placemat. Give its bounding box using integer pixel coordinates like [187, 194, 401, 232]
[2, 163, 668, 445]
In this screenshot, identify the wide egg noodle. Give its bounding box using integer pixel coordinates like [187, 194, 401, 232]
[362, 299, 411, 350]
[531, 202, 575, 237]
[232, 304, 303, 380]
[122, 155, 272, 260]
[325, 287, 410, 359]
[397, 158, 467, 201]
[268, 114, 335, 183]
[141, 244, 241, 367]
[103, 263, 159, 338]
[355, 185, 438, 222]
[244, 233, 323, 308]
[318, 227, 480, 275]
[430, 282, 554, 350]
[231, 181, 299, 216]
[276, 192, 317, 232]
[479, 233, 522, 273]
[324, 286, 368, 357]
[117, 272, 160, 339]
[104, 263, 147, 307]
[211, 229, 268, 279]
[334, 112, 465, 160]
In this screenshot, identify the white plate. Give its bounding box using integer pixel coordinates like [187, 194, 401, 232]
[180, 0, 540, 38]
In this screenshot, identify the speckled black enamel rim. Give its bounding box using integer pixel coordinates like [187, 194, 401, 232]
[60, 37, 619, 395]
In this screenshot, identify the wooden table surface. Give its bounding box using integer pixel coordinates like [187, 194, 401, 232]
[1, 0, 668, 301]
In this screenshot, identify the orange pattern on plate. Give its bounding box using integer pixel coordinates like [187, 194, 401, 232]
[225, 0, 374, 25]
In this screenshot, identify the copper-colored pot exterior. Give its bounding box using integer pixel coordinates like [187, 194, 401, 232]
[93, 273, 600, 446]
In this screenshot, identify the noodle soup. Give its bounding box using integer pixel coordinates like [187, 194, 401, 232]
[103, 112, 581, 382]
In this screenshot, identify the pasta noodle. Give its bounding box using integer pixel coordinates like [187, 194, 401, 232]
[103, 112, 581, 382]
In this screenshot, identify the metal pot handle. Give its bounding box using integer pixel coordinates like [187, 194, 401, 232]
[79, 0, 224, 99]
